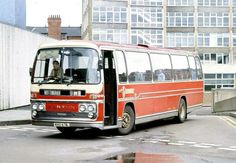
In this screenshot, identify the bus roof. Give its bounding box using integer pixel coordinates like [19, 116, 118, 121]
[38, 40, 195, 56]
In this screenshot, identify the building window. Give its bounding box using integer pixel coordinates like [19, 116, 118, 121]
[198, 0, 229, 6]
[204, 73, 234, 91]
[198, 12, 229, 27]
[198, 33, 210, 47]
[199, 53, 229, 64]
[92, 7, 127, 23]
[233, 13, 236, 27]
[167, 33, 194, 47]
[131, 30, 163, 46]
[131, 0, 162, 6]
[167, 12, 194, 27]
[92, 29, 128, 44]
[217, 33, 229, 47]
[131, 7, 162, 28]
[168, 0, 194, 6]
[233, 33, 236, 46]
[198, 33, 229, 47]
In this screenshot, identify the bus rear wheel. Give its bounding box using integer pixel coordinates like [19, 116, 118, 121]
[175, 98, 187, 123]
[56, 127, 76, 135]
[118, 106, 135, 135]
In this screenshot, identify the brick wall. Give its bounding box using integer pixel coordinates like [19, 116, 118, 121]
[47, 15, 61, 40]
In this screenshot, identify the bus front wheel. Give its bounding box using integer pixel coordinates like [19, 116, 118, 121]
[175, 98, 187, 123]
[118, 106, 135, 135]
[56, 127, 76, 135]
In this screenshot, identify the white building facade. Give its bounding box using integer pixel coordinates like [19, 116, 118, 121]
[82, 0, 236, 92]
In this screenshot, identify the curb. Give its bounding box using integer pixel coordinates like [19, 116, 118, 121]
[0, 120, 31, 126]
[213, 112, 236, 119]
[229, 113, 236, 119]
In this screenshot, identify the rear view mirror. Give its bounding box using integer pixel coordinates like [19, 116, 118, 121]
[29, 68, 33, 76]
[98, 60, 103, 70]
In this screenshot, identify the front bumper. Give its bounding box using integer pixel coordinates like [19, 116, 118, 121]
[32, 119, 104, 129]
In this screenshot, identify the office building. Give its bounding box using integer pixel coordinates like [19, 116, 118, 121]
[82, 0, 236, 92]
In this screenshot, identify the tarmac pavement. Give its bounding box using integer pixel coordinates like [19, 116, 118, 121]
[0, 105, 31, 126]
[0, 105, 235, 126]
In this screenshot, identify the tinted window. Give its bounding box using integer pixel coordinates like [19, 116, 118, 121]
[115, 51, 127, 83]
[150, 53, 172, 81]
[171, 55, 190, 80]
[188, 56, 197, 80]
[125, 52, 152, 82]
[195, 56, 203, 79]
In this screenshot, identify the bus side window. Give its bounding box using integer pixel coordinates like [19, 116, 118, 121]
[125, 52, 152, 83]
[188, 56, 197, 80]
[115, 51, 127, 83]
[195, 57, 203, 79]
[171, 55, 190, 81]
[150, 53, 172, 82]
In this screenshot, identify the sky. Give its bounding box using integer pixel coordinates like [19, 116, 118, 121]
[26, 0, 82, 27]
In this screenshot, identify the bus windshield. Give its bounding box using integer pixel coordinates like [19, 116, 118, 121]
[33, 47, 100, 84]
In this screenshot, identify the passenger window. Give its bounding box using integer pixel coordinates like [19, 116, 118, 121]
[195, 57, 203, 79]
[188, 56, 197, 80]
[150, 53, 172, 82]
[125, 52, 152, 82]
[171, 55, 190, 81]
[114, 51, 127, 83]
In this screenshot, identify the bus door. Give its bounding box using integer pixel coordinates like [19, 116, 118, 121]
[102, 50, 117, 126]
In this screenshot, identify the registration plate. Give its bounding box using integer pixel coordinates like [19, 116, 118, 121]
[53, 123, 70, 127]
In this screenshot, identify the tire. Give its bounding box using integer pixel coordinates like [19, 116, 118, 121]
[118, 106, 135, 135]
[56, 127, 76, 135]
[175, 98, 187, 123]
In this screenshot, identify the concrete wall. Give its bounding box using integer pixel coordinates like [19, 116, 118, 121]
[213, 96, 236, 112]
[0, 23, 56, 110]
[212, 89, 236, 112]
[203, 92, 212, 106]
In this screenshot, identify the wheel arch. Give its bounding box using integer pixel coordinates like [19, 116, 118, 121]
[125, 102, 135, 116]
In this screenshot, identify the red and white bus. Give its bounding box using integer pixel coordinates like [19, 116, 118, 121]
[30, 40, 203, 135]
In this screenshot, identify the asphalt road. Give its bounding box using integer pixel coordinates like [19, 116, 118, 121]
[0, 111, 236, 163]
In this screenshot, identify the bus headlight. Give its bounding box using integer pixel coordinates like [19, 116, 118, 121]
[88, 105, 95, 112]
[32, 104, 38, 110]
[38, 103, 45, 111]
[79, 105, 86, 112]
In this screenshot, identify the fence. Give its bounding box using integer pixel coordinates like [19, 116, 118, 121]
[0, 23, 56, 110]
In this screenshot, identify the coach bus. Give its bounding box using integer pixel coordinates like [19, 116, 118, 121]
[30, 40, 203, 135]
